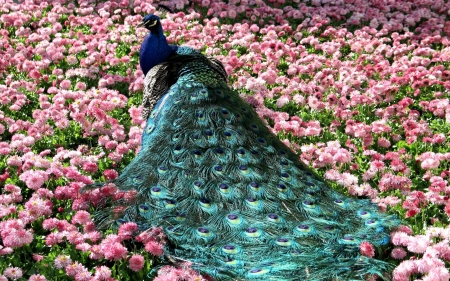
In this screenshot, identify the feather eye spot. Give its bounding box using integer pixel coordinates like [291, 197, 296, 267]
[223, 131, 232, 140]
[199, 198, 212, 208]
[276, 238, 292, 246]
[167, 226, 182, 235]
[193, 180, 204, 191]
[365, 219, 378, 227]
[213, 165, 223, 174]
[237, 149, 246, 158]
[173, 145, 183, 154]
[245, 227, 261, 237]
[151, 186, 162, 196]
[172, 134, 180, 141]
[204, 130, 213, 139]
[146, 124, 154, 133]
[116, 219, 127, 225]
[296, 224, 311, 233]
[250, 123, 259, 132]
[174, 211, 186, 222]
[235, 113, 242, 121]
[267, 213, 281, 223]
[196, 227, 213, 238]
[132, 176, 144, 184]
[163, 199, 176, 209]
[281, 172, 291, 181]
[219, 183, 231, 194]
[224, 258, 238, 266]
[341, 235, 358, 244]
[302, 200, 315, 208]
[193, 150, 202, 158]
[248, 268, 269, 276]
[257, 137, 267, 146]
[323, 225, 336, 233]
[279, 150, 287, 155]
[250, 149, 259, 156]
[158, 166, 168, 174]
[138, 204, 150, 215]
[358, 210, 371, 218]
[277, 183, 288, 193]
[222, 244, 239, 254]
[196, 112, 205, 121]
[239, 165, 249, 175]
[221, 109, 230, 119]
[249, 182, 260, 192]
[215, 147, 224, 154]
[226, 214, 242, 225]
[245, 197, 260, 207]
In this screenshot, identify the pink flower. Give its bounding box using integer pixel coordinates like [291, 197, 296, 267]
[407, 235, 429, 253]
[60, 80, 72, 90]
[2, 229, 34, 248]
[421, 158, 440, 170]
[145, 241, 164, 257]
[29, 274, 47, 281]
[65, 262, 85, 277]
[103, 242, 128, 261]
[103, 169, 118, 180]
[94, 266, 112, 280]
[391, 247, 407, 259]
[33, 254, 44, 262]
[3, 267, 22, 280]
[72, 210, 92, 225]
[19, 170, 48, 190]
[54, 255, 72, 269]
[118, 222, 139, 240]
[129, 254, 145, 272]
[360, 241, 375, 258]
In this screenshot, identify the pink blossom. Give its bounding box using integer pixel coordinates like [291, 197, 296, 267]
[65, 262, 85, 277]
[29, 274, 47, 281]
[3, 267, 23, 280]
[94, 266, 112, 280]
[72, 210, 92, 225]
[103, 169, 118, 180]
[360, 241, 375, 258]
[391, 247, 407, 259]
[103, 242, 128, 261]
[54, 255, 72, 269]
[145, 241, 164, 257]
[118, 222, 138, 240]
[129, 254, 145, 272]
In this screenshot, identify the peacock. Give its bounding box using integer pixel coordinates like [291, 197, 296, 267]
[82, 11, 400, 281]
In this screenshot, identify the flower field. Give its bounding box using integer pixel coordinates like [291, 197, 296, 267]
[1, 0, 450, 280]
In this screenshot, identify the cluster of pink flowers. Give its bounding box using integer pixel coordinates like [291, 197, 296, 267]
[391, 225, 450, 281]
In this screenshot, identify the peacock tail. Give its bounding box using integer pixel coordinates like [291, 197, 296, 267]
[82, 15, 400, 281]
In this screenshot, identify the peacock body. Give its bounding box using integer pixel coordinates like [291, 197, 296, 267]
[84, 13, 399, 281]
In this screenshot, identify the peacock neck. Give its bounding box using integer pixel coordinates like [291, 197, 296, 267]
[139, 30, 177, 76]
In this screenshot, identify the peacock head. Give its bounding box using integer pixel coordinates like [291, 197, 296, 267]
[138, 14, 162, 33]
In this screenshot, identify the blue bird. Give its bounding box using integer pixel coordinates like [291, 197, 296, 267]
[138, 14, 178, 76]
[83, 13, 399, 281]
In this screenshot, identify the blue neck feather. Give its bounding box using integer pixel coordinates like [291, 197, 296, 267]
[139, 24, 178, 76]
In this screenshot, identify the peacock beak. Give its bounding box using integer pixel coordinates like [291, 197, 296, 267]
[137, 19, 158, 28]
